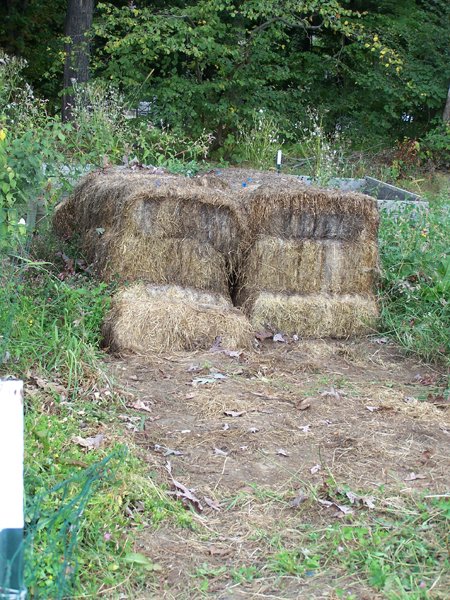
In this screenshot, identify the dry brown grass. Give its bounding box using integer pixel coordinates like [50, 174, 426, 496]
[247, 292, 378, 337]
[103, 283, 253, 353]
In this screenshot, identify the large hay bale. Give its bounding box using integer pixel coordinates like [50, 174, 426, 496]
[239, 236, 379, 299]
[53, 169, 243, 295]
[103, 284, 253, 353]
[249, 292, 378, 337]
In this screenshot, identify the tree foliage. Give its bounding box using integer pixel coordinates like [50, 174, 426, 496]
[0, 0, 449, 146]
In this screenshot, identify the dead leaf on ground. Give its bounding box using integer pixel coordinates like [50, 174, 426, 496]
[366, 405, 380, 412]
[128, 399, 153, 413]
[165, 462, 203, 512]
[204, 497, 221, 511]
[310, 464, 321, 475]
[192, 373, 227, 385]
[213, 447, 228, 457]
[414, 374, 436, 386]
[297, 399, 311, 411]
[277, 448, 289, 457]
[72, 433, 104, 450]
[273, 333, 286, 343]
[224, 410, 245, 417]
[290, 490, 308, 508]
[404, 472, 426, 481]
[318, 499, 353, 516]
[154, 444, 183, 457]
[255, 330, 273, 341]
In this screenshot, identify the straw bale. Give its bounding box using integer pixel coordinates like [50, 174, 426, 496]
[54, 169, 244, 254]
[53, 168, 246, 294]
[104, 236, 229, 295]
[239, 236, 379, 299]
[103, 284, 253, 353]
[247, 186, 379, 242]
[248, 292, 378, 337]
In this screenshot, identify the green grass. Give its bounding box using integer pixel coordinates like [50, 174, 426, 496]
[192, 490, 449, 599]
[378, 183, 450, 365]
[0, 260, 192, 598]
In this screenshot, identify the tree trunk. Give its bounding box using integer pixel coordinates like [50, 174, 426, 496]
[443, 85, 450, 122]
[62, 0, 94, 121]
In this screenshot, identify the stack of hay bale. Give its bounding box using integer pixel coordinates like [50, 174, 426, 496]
[239, 184, 379, 336]
[54, 167, 380, 353]
[53, 169, 253, 352]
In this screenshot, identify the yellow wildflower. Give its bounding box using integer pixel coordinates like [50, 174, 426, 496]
[0, 129, 6, 142]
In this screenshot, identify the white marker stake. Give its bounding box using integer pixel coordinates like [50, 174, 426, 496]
[276, 150, 282, 172]
[0, 379, 26, 598]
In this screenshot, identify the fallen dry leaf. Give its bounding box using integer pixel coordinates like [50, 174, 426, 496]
[277, 448, 289, 457]
[273, 333, 286, 343]
[128, 399, 153, 413]
[72, 433, 104, 451]
[224, 410, 245, 417]
[297, 399, 311, 411]
[213, 447, 228, 457]
[366, 405, 380, 412]
[154, 444, 183, 457]
[404, 472, 426, 481]
[203, 497, 221, 511]
[255, 330, 273, 341]
[169, 480, 203, 512]
[290, 491, 308, 508]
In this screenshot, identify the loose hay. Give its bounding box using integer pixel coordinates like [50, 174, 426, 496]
[103, 284, 253, 353]
[248, 292, 378, 337]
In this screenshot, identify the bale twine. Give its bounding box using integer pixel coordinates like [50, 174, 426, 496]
[103, 284, 253, 353]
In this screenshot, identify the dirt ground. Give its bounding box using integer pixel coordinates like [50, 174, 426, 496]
[108, 337, 449, 600]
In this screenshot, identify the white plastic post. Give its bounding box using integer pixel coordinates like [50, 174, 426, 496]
[0, 379, 26, 599]
[276, 150, 282, 173]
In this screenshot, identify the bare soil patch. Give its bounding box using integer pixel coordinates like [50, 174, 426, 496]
[107, 338, 449, 599]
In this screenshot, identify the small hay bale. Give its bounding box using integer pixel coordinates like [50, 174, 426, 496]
[247, 186, 379, 242]
[103, 284, 254, 353]
[239, 236, 379, 300]
[248, 292, 378, 337]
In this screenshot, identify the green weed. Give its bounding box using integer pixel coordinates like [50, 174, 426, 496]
[378, 185, 450, 364]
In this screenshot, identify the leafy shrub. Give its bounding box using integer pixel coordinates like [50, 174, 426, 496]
[378, 189, 450, 364]
[419, 122, 450, 169]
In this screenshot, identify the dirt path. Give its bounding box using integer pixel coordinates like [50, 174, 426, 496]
[108, 338, 449, 599]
